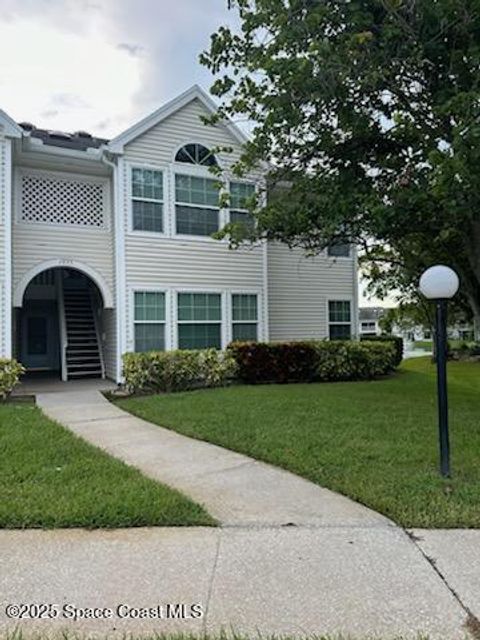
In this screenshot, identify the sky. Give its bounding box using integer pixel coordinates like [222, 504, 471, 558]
[0, 0, 389, 308]
[0, 0, 236, 137]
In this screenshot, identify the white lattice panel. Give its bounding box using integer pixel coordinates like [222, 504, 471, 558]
[20, 173, 106, 228]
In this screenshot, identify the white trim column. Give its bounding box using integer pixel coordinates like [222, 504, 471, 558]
[3, 138, 13, 358]
[114, 156, 127, 383]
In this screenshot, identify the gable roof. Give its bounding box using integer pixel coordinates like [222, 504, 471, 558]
[0, 109, 23, 138]
[108, 84, 249, 153]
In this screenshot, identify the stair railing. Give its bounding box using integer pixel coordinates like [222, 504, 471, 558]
[91, 291, 106, 379]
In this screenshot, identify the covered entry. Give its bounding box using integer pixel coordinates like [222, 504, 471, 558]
[14, 266, 108, 381]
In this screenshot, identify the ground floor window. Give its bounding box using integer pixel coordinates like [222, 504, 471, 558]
[232, 293, 258, 341]
[328, 300, 351, 339]
[177, 292, 222, 349]
[134, 291, 165, 352]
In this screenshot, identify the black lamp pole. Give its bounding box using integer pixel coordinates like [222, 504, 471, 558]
[434, 299, 450, 478]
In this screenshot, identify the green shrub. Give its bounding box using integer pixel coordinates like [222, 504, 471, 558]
[360, 334, 403, 366]
[450, 341, 480, 359]
[228, 340, 397, 384]
[228, 341, 318, 384]
[122, 349, 237, 394]
[0, 359, 25, 400]
[314, 340, 396, 381]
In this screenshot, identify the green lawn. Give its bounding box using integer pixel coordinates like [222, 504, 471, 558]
[0, 403, 214, 528]
[413, 340, 433, 350]
[117, 358, 480, 528]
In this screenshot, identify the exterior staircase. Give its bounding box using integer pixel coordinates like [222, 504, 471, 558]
[63, 288, 105, 379]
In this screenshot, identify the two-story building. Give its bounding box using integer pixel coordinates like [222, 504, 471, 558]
[0, 85, 358, 383]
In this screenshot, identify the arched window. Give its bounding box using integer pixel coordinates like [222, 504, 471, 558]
[175, 143, 218, 167]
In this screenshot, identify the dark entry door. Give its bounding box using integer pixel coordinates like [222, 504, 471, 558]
[21, 304, 60, 371]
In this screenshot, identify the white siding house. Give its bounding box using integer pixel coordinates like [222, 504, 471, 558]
[0, 85, 358, 383]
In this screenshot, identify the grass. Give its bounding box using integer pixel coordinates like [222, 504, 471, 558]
[116, 358, 480, 528]
[0, 403, 214, 528]
[413, 340, 433, 350]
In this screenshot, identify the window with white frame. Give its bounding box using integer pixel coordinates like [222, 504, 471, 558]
[134, 291, 165, 352]
[131, 168, 163, 233]
[177, 293, 222, 349]
[175, 175, 220, 236]
[328, 300, 352, 340]
[232, 294, 258, 341]
[175, 143, 218, 167]
[327, 244, 350, 257]
[230, 181, 255, 230]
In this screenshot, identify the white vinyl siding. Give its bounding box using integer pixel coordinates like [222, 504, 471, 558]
[121, 98, 264, 353]
[12, 168, 115, 305]
[100, 307, 117, 379]
[267, 243, 355, 341]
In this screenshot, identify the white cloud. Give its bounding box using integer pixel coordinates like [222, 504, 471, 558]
[0, 15, 141, 135]
[0, 0, 236, 137]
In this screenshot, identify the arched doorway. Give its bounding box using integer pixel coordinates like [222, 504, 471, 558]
[16, 267, 107, 381]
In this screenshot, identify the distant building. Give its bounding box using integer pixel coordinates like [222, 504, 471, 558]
[358, 307, 386, 337]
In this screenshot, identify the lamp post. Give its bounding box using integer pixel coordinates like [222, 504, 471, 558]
[419, 265, 459, 478]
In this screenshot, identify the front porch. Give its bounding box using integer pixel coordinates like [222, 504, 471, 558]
[12, 374, 116, 397]
[14, 267, 108, 382]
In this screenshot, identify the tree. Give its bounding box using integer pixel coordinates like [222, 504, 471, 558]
[200, 0, 480, 338]
[378, 303, 431, 335]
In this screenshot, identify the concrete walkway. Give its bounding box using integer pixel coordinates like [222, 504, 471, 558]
[37, 390, 389, 528]
[1, 389, 472, 638]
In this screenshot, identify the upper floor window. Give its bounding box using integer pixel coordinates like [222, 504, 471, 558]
[175, 143, 218, 167]
[131, 168, 163, 233]
[230, 182, 256, 230]
[175, 174, 220, 236]
[327, 244, 350, 258]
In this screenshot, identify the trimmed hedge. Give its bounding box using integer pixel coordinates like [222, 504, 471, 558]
[228, 340, 397, 384]
[360, 334, 403, 367]
[122, 349, 237, 394]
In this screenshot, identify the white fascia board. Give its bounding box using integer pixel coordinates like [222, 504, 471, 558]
[22, 136, 104, 161]
[108, 84, 250, 153]
[0, 109, 23, 139]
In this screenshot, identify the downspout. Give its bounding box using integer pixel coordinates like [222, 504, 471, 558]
[352, 245, 360, 340]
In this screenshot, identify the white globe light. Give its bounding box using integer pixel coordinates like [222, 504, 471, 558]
[419, 265, 459, 299]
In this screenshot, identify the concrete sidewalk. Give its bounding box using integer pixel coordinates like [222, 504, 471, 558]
[0, 527, 473, 639]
